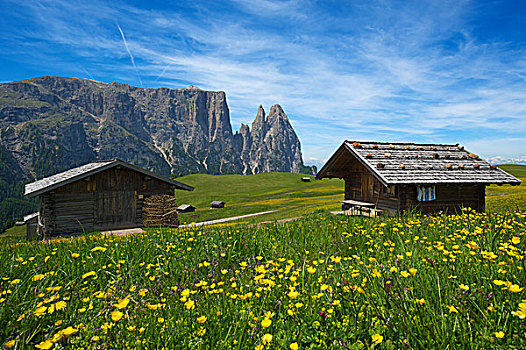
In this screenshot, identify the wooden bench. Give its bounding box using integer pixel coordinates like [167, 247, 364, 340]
[341, 200, 376, 216]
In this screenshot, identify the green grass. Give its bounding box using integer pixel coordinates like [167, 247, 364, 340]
[174, 172, 345, 224]
[486, 165, 526, 212]
[0, 210, 525, 349]
[0, 225, 26, 243]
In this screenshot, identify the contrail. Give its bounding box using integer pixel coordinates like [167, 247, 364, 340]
[155, 65, 169, 81]
[116, 23, 143, 87]
[82, 67, 95, 81]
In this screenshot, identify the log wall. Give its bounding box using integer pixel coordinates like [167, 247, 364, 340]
[399, 184, 485, 214]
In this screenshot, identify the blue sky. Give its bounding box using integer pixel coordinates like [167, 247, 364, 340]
[1, 0, 526, 167]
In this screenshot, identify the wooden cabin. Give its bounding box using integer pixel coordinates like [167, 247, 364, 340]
[316, 141, 521, 215]
[210, 201, 225, 208]
[24, 212, 39, 241]
[177, 204, 196, 213]
[24, 159, 193, 239]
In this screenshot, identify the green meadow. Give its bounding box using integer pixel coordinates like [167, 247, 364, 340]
[173, 173, 345, 225]
[1, 208, 525, 349]
[0, 166, 525, 349]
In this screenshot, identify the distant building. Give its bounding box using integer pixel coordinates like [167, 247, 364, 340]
[301, 177, 311, 182]
[177, 204, 196, 213]
[210, 201, 225, 208]
[24, 159, 193, 239]
[317, 141, 521, 215]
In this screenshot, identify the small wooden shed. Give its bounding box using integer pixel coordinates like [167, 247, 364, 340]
[316, 141, 521, 215]
[177, 204, 196, 213]
[24, 212, 39, 241]
[24, 159, 193, 239]
[210, 201, 225, 208]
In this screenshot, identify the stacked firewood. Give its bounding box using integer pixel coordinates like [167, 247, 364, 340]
[142, 194, 179, 227]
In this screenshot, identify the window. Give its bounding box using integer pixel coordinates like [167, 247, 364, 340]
[417, 186, 436, 201]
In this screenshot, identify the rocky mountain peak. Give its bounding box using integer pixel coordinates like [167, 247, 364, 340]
[234, 104, 315, 175]
[0, 77, 315, 180]
[268, 104, 288, 120]
[253, 104, 266, 124]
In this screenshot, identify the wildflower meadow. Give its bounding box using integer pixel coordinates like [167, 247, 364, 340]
[1, 209, 525, 349]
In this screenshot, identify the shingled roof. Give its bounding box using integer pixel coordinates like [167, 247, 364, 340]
[316, 141, 522, 186]
[25, 159, 194, 197]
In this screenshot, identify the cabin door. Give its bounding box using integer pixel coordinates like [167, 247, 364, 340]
[361, 173, 372, 202]
[95, 191, 137, 229]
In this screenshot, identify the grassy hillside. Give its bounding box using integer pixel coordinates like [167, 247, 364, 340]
[486, 164, 526, 212]
[174, 172, 345, 224]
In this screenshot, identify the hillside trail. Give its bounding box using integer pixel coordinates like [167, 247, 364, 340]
[178, 210, 281, 228]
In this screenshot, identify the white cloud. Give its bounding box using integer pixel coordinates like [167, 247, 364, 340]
[2, 0, 526, 163]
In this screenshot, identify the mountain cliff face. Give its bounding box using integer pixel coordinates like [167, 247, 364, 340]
[233, 105, 312, 174]
[0, 76, 315, 180]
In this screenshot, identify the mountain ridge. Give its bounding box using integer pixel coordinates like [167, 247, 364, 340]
[0, 76, 315, 181]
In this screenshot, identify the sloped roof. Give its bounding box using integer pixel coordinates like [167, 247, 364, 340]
[23, 212, 39, 222]
[316, 141, 521, 186]
[25, 159, 194, 197]
[177, 204, 195, 210]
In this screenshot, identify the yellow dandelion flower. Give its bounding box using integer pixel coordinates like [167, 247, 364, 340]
[408, 268, 417, 276]
[287, 290, 299, 299]
[34, 306, 47, 316]
[185, 299, 195, 310]
[447, 305, 459, 314]
[509, 284, 524, 293]
[197, 316, 207, 323]
[307, 266, 316, 274]
[197, 327, 206, 336]
[54, 301, 67, 310]
[158, 317, 164, 323]
[495, 331, 505, 339]
[61, 326, 78, 336]
[262, 333, 273, 344]
[5, 340, 15, 348]
[114, 297, 130, 309]
[71, 253, 80, 258]
[261, 318, 272, 328]
[32, 274, 45, 281]
[91, 246, 107, 252]
[459, 284, 469, 291]
[111, 310, 123, 322]
[35, 340, 53, 349]
[82, 271, 96, 279]
[511, 237, 520, 245]
[415, 298, 426, 305]
[400, 271, 410, 278]
[371, 334, 383, 344]
[290, 342, 299, 350]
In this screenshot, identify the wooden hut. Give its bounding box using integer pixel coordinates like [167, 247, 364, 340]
[210, 201, 225, 208]
[24, 159, 193, 239]
[24, 212, 39, 241]
[177, 204, 196, 213]
[316, 141, 521, 215]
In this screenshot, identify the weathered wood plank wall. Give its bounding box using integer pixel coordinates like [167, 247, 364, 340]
[39, 167, 175, 236]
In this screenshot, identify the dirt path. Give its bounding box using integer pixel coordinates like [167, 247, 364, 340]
[178, 210, 281, 228]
